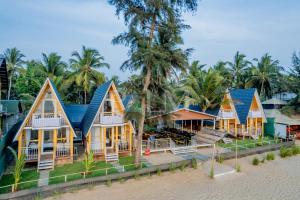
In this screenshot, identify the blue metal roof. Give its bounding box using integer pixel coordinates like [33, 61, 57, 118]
[65, 104, 88, 128]
[123, 95, 134, 109]
[81, 80, 113, 136]
[229, 88, 256, 124]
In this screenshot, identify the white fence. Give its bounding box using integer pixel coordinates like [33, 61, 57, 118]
[21, 147, 38, 160]
[56, 144, 71, 157]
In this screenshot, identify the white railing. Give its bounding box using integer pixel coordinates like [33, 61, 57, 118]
[249, 110, 262, 118]
[56, 143, 70, 158]
[96, 112, 124, 125]
[118, 141, 130, 152]
[90, 143, 104, 154]
[21, 147, 38, 160]
[31, 113, 65, 128]
[218, 110, 235, 119]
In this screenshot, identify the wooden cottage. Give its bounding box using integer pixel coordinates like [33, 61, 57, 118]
[218, 88, 266, 137]
[13, 78, 76, 170]
[14, 79, 134, 170]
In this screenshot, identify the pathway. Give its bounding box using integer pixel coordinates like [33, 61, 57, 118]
[38, 170, 50, 187]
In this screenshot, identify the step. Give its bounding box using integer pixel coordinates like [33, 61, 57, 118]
[105, 153, 119, 162]
[38, 159, 54, 170]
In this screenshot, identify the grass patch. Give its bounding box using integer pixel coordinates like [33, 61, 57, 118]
[0, 170, 39, 194]
[49, 161, 116, 184]
[118, 156, 147, 171]
[266, 153, 275, 161]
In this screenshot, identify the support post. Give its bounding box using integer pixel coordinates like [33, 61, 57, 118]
[18, 131, 23, 159]
[70, 129, 74, 161]
[213, 119, 216, 130]
[103, 127, 106, 158]
[190, 120, 192, 133]
[53, 129, 57, 161]
[116, 126, 119, 154]
[38, 129, 42, 160]
[234, 119, 237, 137]
[255, 118, 258, 135]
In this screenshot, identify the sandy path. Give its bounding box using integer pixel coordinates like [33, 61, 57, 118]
[46, 154, 300, 200]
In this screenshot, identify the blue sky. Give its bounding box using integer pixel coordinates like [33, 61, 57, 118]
[1, 0, 300, 80]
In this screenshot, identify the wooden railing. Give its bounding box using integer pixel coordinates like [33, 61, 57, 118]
[90, 143, 104, 154]
[118, 141, 130, 152]
[21, 147, 38, 160]
[56, 143, 71, 158]
[219, 110, 235, 119]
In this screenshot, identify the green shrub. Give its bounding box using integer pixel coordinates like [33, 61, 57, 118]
[261, 157, 265, 164]
[134, 172, 140, 180]
[169, 163, 176, 173]
[286, 148, 293, 157]
[209, 165, 214, 179]
[266, 153, 275, 161]
[191, 158, 197, 169]
[156, 168, 162, 176]
[252, 157, 260, 166]
[280, 146, 288, 158]
[291, 146, 300, 155]
[236, 164, 241, 172]
[180, 163, 186, 171]
[216, 155, 224, 164]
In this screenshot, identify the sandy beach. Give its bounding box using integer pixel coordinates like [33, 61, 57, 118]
[46, 154, 300, 200]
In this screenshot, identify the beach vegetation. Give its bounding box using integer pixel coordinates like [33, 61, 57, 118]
[266, 153, 275, 161]
[252, 157, 260, 165]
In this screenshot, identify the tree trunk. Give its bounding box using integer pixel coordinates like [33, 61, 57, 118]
[134, 67, 151, 164]
[7, 75, 12, 100]
[84, 91, 87, 104]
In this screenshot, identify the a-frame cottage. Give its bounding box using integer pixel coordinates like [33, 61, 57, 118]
[81, 81, 134, 162]
[13, 78, 75, 170]
[218, 88, 267, 137]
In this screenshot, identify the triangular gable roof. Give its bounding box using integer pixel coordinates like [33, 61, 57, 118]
[14, 78, 76, 141]
[229, 88, 265, 124]
[81, 80, 125, 137]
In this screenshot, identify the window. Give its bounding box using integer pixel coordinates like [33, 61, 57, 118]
[57, 128, 67, 143]
[118, 126, 121, 140]
[44, 100, 55, 114]
[30, 130, 38, 141]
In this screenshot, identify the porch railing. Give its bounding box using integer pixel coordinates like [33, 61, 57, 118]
[219, 110, 235, 119]
[28, 113, 66, 128]
[21, 147, 38, 160]
[118, 141, 130, 152]
[90, 143, 104, 154]
[56, 143, 71, 158]
[249, 110, 262, 118]
[94, 112, 124, 125]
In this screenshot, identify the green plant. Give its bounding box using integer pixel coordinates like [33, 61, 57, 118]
[286, 148, 293, 157]
[82, 152, 95, 174]
[169, 163, 176, 173]
[236, 164, 241, 172]
[191, 158, 197, 169]
[209, 165, 214, 178]
[291, 145, 300, 155]
[33, 193, 41, 200]
[266, 153, 275, 161]
[157, 168, 162, 176]
[7, 146, 26, 192]
[280, 146, 287, 158]
[252, 157, 260, 166]
[216, 155, 224, 163]
[106, 179, 112, 187]
[134, 172, 140, 180]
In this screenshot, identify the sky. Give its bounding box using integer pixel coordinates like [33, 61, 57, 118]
[1, 0, 300, 81]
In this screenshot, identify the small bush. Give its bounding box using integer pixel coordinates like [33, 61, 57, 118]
[286, 148, 293, 157]
[252, 157, 260, 166]
[134, 172, 140, 180]
[261, 157, 265, 164]
[156, 168, 162, 176]
[169, 163, 176, 173]
[236, 164, 241, 172]
[280, 147, 288, 158]
[291, 145, 300, 155]
[209, 165, 214, 179]
[191, 158, 197, 169]
[216, 155, 224, 164]
[106, 179, 112, 187]
[266, 153, 275, 161]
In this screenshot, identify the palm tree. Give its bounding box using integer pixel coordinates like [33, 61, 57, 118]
[4, 48, 25, 100]
[247, 53, 280, 100]
[179, 65, 224, 127]
[41, 53, 67, 78]
[227, 51, 251, 88]
[109, 0, 197, 164]
[69, 46, 109, 104]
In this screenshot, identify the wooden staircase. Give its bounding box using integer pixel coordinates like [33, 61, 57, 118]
[38, 154, 54, 170]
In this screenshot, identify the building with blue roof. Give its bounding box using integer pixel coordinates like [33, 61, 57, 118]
[13, 78, 135, 170]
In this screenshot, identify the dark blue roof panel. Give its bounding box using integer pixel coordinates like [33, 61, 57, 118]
[229, 88, 256, 124]
[81, 80, 113, 136]
[123, 95, 134, 109]
[65, 104, 88, 128]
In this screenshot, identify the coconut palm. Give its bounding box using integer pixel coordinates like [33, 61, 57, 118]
[41, 52, 67, 78]
[4, 48, 25, 100]
[247, 53, 281, 100]
[227, 51, 251, 88]
[69, 46, 109, 104]
[109, 0, 197, 164]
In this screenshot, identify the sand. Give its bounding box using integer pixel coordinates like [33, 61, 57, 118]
[46, 153, 300, 200]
